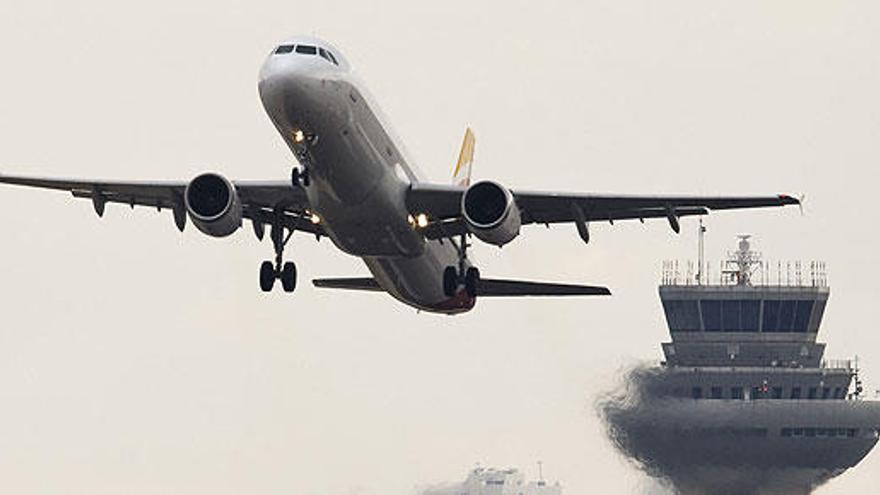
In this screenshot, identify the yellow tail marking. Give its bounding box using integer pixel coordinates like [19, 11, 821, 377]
[452, 127, 476, 187]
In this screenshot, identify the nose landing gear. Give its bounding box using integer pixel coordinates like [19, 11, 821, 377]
[442, 234, 480, 298]
[259, 217, 297, 293]
[291, 130, 317, 188]
[291, 166, 310, 188]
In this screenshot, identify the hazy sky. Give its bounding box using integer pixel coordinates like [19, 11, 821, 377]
[0, 1, 878, 493]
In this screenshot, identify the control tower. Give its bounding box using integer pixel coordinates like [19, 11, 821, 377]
[601, 231, 880, 495]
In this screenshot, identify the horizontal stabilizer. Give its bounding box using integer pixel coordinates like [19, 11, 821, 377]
[477, 278, 611, 297]
[313, 277, 383, 292]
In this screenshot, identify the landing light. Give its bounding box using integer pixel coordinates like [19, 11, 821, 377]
[416, 213, 429, 228]
[310, 213, 321, 224]
[293, 129, 305, 143]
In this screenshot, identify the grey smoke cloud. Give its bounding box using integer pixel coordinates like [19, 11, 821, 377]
[597, 364, 839, 495]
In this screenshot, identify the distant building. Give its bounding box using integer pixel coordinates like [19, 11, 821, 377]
[422, 467, 562, 495]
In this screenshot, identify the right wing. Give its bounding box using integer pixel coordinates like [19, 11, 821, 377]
[0, 173, 322, 236]
[407, 183, 799, 240]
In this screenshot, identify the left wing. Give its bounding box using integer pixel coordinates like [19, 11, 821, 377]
[406, 183, 799, 240]
[0, 174, 322, 236]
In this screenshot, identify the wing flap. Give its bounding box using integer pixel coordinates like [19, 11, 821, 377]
[477, 278, 611, 297]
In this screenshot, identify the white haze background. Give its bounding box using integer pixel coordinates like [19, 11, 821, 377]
[0, 1, 878, 493]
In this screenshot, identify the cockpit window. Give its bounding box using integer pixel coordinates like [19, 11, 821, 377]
[295, 45, 318, 55]
[275, 45, 295, 54]
[319, 48, 340, 66]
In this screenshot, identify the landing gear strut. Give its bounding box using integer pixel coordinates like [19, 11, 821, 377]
[443, 234, 480, 298]
[291, 132, 315, 188]
[260, 219, 297, 293]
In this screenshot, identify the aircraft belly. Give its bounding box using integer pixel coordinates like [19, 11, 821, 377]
[363, 241, 475, 314]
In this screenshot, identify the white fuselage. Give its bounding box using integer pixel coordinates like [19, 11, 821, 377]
[258, 37, 474, 314]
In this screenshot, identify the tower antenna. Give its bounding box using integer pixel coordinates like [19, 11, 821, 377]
[696, 217, 706, 285]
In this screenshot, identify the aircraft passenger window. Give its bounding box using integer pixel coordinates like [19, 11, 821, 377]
[296, 45, 318, 55]
[275, 44, 295, 54]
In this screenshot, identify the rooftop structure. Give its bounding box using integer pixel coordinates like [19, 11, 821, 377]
[421, 466, 561, 495]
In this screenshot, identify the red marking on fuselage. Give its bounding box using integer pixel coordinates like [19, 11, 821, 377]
[428, 288, 476, 314]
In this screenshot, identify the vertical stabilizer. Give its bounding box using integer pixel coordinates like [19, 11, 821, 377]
[452, 127, 475, 187]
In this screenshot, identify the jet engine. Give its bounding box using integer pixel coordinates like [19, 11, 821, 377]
[461, 180, 521, 246]
[184, 173, 242, 237]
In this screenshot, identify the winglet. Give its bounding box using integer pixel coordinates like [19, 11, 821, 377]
[451, 128, 475, 187]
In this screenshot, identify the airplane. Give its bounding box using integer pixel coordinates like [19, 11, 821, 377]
[0, 36, 800, 315]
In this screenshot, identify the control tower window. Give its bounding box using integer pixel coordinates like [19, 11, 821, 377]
[772, 387, 783, 399]
[701, 300, 722, 332]
[710, 386, 723, 399]
[662, 300, 701, 331]
[275, 44, 295, 54]
[793, 300, 814, 332]
[731, 387, 744, 400]
[722, 300, 740, 331]
[822, 387, 831, 400]
[778, 300, 796, 331]
[791, 386, 802, 399]
[741, 300, 760, 331]
[692, 387, 702, 399]
[763, 300, 781, 332]
[295, 45, 318, 55]
[808, 387, 818, 399]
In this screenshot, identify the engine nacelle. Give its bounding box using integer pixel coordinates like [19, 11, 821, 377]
[461, 180, 521, 246]
[184, 173, 242, 237]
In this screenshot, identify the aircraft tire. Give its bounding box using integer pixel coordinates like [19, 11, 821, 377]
[260, 261, 276, 292]
[464, 266, 480, 298]
[281, 261, 297, 293]
[443, 266, 458, 297]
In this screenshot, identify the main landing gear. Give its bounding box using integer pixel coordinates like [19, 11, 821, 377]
[443, 234, 480, 298]
[260, 221, 297, 293]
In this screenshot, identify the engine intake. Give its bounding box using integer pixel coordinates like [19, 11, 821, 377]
[185, 173, 242, 237]
[461, 180, 521, 246]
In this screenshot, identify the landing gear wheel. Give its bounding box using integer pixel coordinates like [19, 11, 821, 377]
[260, 261, 275, 292]
[464, 266, 480, 298]
[281, 261, 297, 293]
[443, 266, 458, 297]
